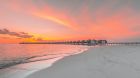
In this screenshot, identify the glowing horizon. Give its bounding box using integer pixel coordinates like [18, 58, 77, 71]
[0, 0, 140, 43]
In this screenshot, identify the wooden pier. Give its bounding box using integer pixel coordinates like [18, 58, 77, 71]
[20, 40, 107, 46]
[107, 42, 140, 46]
[20, 40, 140, 46]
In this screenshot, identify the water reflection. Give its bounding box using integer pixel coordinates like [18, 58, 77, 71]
[0, 44, 89, 78]
[0, 44, 89, 69]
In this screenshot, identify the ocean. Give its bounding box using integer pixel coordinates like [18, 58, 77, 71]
[0, 44, 89, 78]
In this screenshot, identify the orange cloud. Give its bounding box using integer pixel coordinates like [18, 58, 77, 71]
[30, 3, 140, 41]
[2, 1, 140, 42]
[33, 12, 74, 29]
[75, 5, 140, 40]
[29, 4, 79, 30]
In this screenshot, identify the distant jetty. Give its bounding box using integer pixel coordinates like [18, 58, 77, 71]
[20, 39, 107, 46]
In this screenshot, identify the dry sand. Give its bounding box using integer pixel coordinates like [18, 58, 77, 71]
[26, 45, 140, 78]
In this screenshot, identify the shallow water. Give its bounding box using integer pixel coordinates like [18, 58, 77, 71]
[0, 44, 89, 78]
[0, 44, 89, 69]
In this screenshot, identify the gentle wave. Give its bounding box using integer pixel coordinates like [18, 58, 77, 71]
[0, 44, 89, 69]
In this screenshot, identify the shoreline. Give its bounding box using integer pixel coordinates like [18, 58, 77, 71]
[0, 56, 64, 78]
[26, 45, 140, 78]
[0, 45, 90, 78]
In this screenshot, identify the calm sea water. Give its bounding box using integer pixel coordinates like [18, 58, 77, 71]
[0, 44, 89, 69]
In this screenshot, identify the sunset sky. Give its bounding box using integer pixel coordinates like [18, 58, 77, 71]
[0, 0, 140, 43]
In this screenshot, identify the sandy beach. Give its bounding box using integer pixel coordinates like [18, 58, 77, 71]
[0, 57, 63, 78]
[0, 45, 89, 78]
[0, 0, 140, 78]
[26, 45, 140, 78]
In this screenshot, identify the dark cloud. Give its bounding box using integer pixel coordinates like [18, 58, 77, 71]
[0, 28, 33, 38]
